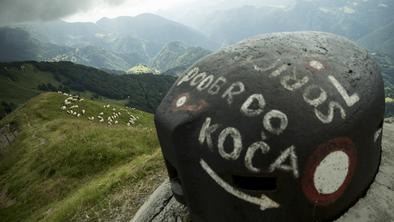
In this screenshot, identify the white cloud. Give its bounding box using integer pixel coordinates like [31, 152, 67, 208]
[0, 0, 128, 25]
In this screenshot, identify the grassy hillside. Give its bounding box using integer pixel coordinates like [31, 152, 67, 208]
[126, 64, 159, 75]
[0, 92, 167, 221]
[0, 61, 176, 118]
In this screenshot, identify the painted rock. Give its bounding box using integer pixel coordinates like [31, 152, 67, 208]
[154, 32, 385, 222]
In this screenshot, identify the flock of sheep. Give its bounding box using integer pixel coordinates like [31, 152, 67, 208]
[58, 91, 140, 127]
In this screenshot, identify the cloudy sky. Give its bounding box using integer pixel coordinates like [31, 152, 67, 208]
[0, 0, 294, 25]
[0, 0, 197, 25]
[65, 0, 195, 22]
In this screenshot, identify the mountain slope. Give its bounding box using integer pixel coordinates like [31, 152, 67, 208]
[151, 41, 211, 72]
[96, 13, 217, 50]
[0, 28, 143, 71]
[0, 61, 176, 118]
[0, 27, 71, 62]
[20, 20, 105, 47]
[52, 45, 135, 71]
[0, 92, 166, 221]
[358, 22, 394, 59]
[189, 0, 394, 45]
[6, 13, 217, 71]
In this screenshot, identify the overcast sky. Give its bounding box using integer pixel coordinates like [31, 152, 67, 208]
[0, 0, 295, 25]
[65, 0, 196, 22]
[0, 0, 198, 25]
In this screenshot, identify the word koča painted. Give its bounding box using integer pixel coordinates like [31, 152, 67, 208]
[155, 32, 385, 222]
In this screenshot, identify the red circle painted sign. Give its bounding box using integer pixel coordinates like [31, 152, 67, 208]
[301, 137, 357, 205]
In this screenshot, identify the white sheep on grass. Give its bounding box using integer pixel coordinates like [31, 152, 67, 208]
[82, 109, 85, 114]
[130, 115, 137, 121]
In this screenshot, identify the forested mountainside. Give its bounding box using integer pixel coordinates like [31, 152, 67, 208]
[0, 61, 176, 118]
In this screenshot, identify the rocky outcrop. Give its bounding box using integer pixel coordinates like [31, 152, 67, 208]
[131, 120, 394, 222]
[0, 123, 18, 152]
[131, 180, 189, 222]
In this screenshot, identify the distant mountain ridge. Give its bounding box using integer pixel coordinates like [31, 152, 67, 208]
[0, 13, 216, 72]
[184, 0, 394, 45]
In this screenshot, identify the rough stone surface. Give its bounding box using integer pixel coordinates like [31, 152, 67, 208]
[0, 124, 18, 153]
[335, 121, 394, 222]
[131, 180, 190, 222]
[131, 121, 394, 222]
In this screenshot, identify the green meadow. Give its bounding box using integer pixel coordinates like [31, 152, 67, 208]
[0, 92, 167, 221]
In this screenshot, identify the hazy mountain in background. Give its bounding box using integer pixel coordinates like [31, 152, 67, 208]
[0, 27, 138, 71]
[0, 13, 217, 72]
[96, 13, 216, 50]
[160, 0, 394, 45]
[157, 0, 394, 105]
[151, 41, 211, 73]
[0, 27, 71, 61]
[157, 0, 296, 33]
[20, 13, 217, 50]
[358, 21, 394, 59]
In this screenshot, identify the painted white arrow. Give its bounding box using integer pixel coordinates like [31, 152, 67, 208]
[200, 159, 280, 210]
